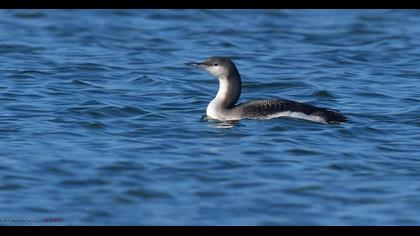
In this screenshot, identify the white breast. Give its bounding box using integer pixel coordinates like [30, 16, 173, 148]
[206, 99, 223, 120]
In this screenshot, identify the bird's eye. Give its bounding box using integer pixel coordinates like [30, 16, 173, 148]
[213, 63, 218, 66]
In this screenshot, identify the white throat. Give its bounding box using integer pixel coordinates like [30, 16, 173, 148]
[214, 77, 230, 102]
[206, 77, 233, 120]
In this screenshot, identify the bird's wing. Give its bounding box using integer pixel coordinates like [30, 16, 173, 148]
[234, 99, 346, 123]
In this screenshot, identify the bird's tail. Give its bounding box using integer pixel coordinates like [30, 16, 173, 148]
[313, 109, 347, 124]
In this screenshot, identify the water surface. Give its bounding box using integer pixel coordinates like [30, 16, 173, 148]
[0, 9, 419, 225]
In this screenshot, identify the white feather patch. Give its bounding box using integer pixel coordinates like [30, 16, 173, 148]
[256, 111, 328, 124]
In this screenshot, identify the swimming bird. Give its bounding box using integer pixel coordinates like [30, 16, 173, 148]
[186, 56, 346, 124]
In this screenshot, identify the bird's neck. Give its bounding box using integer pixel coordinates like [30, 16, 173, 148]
[213, 74, 241, 109]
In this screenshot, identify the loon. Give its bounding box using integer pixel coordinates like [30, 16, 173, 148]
[186, 56, 346, 124]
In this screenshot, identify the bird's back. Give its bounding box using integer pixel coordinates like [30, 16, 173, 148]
[232, 99, 347, 124]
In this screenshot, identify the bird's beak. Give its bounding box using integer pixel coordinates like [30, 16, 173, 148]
[186, 62, 207, 69]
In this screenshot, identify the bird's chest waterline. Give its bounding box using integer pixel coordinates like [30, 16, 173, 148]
[206, 99, 221, 119]
[206, 99, 230, 120]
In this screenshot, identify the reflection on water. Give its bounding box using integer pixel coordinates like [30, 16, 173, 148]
[202, 115, 241, 128]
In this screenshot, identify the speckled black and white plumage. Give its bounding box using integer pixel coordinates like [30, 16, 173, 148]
[187, 56, 347, 124]
[233, 99, 347, 123]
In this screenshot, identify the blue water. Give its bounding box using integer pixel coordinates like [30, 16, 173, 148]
[0, 9, 419, 225]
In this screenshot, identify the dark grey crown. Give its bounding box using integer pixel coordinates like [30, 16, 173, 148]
[202, 57, 233, 67]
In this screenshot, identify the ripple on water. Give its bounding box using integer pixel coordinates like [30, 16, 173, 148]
[0, 184, 25, 191]
[79, 121, 107, 129]
[124, 188, 173, 200]
[64, 103, 148, 119]
[312, 90, 337, 98]
[24, 206, 55, 213]
[129, 75, 163, 86]
[58, 179, 110, 188]
[0, 43, 46, 54]
[69, 63, 113, 72]
[13, 11, 47, 18]
[70, 79, 103, 87]
[98, 161, 146, 173]
[286, 148, 322, 156]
